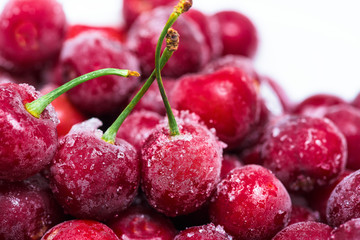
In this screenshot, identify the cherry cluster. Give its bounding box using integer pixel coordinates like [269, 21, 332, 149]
[0, 0, 360, 239]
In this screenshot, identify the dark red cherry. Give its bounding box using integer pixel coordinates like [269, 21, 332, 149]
[141, 111, 223, 216]
[0, 83, 58, 181]
[40, 84, 87, 137]
[326, 169, 360, 227]
[41, 220, 120, 240]
[0, 174, 64, 240]
[288, 205, 320, 225]
[108, 205, 177, 240]
[174, 223, 233, 240]
[171, 66, 260, 149]
[66, 24, 125, 42]
[292, 93, 346, 117]
[220, 154, 243, 179]
[60, 30, 140, 117]
[0, 0, 67, 71]
[261, 115, 347, 192]
[127, 7, 210, 78]
[212, 10, 258, 58]
[122, 0, 178, 29]
[330, 218, 360, 240]
[116, 110, 162, 152]
[272, 222, 332, 240]
[50, 118, 140, 221]
[209, 165, 292, 240]
[324, 104, 360, 170]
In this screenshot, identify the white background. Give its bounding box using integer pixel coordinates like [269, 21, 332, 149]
[1, 0, 360, 103]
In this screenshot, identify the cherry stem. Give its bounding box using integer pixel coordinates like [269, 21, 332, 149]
[102, 47, 175, 144]
[155, 0, 192, 136]
[25, 68, 139, 118]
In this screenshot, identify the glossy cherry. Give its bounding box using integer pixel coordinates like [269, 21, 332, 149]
[66, 24, 125, 42]
[209, 164, 292, 240]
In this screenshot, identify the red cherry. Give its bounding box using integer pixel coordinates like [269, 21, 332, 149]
[209, 165, 292, 240]
[330, 218, 360, 239]
[141, 111, 223, 216]
[172, 66, 260, 149]
[174, 223, 233, 240]
[212, 10, 258, 58]
[0, 0, 67, 71]
[220, 154, 243, 179]
[41, 220, 120, 240]
[0, 174, 64, 240]
[288, 205, 320, 225]
[272, 222, 332, 240]
[0, 83, 58, 181]
[66, 24, 125, 42]
[50, 118, 140, 221]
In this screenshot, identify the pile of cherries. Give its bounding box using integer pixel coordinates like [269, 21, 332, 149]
[0, 0, 360, 239]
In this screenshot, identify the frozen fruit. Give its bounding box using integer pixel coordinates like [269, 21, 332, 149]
[330, 218, 360, 240]
[272, 221, 332, 240]
[174, 223, 233, 240]
[288, 205, 320, 225]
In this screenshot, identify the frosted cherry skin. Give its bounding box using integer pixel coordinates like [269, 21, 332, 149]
[330, 218, 360, 240]
[108, 205, 177, 240]
[326, 169, 360, 227]
[0, 174, 64, 240]
[50, 119, 140, 221]
[0, 0, 67, 71]
[324, 104, 360, 170]
[174, 223, 233, 240]
[141, 112, 223, 217]
[127, 7, 210, 78]
[261, 115, 347, 192]
[0, 83, 58, 181]
[60, 31, 140, 117]
[209, 165, 292, 240]
[271, 222, 332, 240]
[212, 11, 258, 58]
[172, 66, 260, 150]
[41, 220, 120, 240]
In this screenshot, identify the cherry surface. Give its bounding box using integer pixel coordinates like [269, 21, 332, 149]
[116, 110, 162, 152]
[60, 30, 140, 117]
[141, 111, 223, 217]
[0, 174, 64, 240]
[50, 118, 140, 221]
[261, 115, 347, 192]
[108, 205, 177, 240]
[212, 10, 258, 58]
[174, 223, 233, 240]
[127, 7, 210, 78]
[288, 205, 320, 225]
[0, 0, 67, 71]
[271, 222, 332, 240]
[326, 169, 360, 227]
[0, 83, 58, 181]
[209, 164, 292, 240]
[171, 66, 260, 150]
[66, 24, 125, 42]
[324, 104, 360, 170]
[41, 219, 120, 240]
[330, 218, 360, 240]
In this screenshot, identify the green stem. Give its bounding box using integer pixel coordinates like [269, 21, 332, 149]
[25, 68, 139, 118]
[102, 48, 174, 144]
[155, 1, 192, 136]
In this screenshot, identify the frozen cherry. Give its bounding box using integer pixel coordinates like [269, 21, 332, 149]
[261, 115, 347, 192]
[41, 220, 120, 240]
[0, 0, 67, 71]
[141, 111, 223, 216]
[122, 0, 178, 29]
[212, 10, 258, 58]
[0, 174, 64, 240]
[50, 118, 140, 221]
[288, 205, 320, 225]
[272, 222, 332, 240]
[292, 93, 345, 117]
[326, 169, 360, 227]
[324, 104, 360, 170]
[209, 165, 292, 240]
[116, 110, 162, 152]
[127, 7, 210, 78]
[172, 66, 260, 149]
[221, 154, 243, 179]
[60, 30, 140, 117]
[174, 223, 233, 240]
[108, 205, 177, 240]
[330, 218, 360, 240]
[0, 83, 58, 181]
